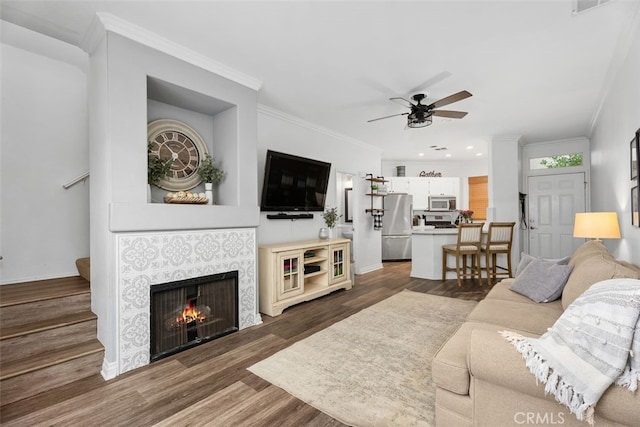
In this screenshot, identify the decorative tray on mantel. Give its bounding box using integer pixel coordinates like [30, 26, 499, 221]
[163, 196, 208, 205]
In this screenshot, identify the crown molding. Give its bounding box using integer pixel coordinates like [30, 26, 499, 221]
[257, 104, 382, 153]
[80, 12, 262, 91]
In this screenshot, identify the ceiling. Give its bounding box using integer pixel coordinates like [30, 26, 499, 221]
[2, 1, 638, 161]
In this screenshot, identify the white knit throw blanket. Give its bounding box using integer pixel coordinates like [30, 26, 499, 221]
[500, 278, 640, 425]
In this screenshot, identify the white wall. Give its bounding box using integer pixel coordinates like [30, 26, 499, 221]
[488, 136, 522, 264]
[1, 22, 90, 284]
[590, 18, 640, 263]
[257, 106, 384, 274]
[382, 159, 488, 210]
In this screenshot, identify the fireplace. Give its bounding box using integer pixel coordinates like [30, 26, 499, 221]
[150, 270, 239, 361]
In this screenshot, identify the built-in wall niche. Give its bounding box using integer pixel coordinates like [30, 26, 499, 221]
[146, 76, 239, 206]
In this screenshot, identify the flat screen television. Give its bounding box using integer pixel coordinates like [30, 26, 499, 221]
[260, 150, 331, 212]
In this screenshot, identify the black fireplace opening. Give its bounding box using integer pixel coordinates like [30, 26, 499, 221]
[150, 270, 239, 362]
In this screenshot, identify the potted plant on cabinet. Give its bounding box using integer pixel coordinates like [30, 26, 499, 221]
[197, 153, 225, 205]
[319, 206, 342, 239]
[147, 143, 173, 202]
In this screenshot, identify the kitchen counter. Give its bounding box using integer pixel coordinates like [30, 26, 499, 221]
[412, 227, 458, 235]
[411, 227, 459, 280]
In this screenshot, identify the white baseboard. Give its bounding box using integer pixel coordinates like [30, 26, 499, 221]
[101, 357, 118, 380]
[357, 263, 384, 275]
[0, 271, 80, 285]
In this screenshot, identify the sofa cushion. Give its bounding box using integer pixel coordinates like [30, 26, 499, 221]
[467, 299, 563, 334]
[562, 244, 640, 309]
[509, 258, 573, 303]
[470, 328, 640, 426]
[485, 279, 540, 304]
[432, 321, 525, 395]
[567, 239, 610, 266]
[514, 252, 570, 277]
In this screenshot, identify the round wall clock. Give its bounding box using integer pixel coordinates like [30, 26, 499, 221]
[147, 119, 209, 191]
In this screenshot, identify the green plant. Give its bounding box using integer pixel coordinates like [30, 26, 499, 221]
[197, 153, 225, 184]
[147, 143, 173, 185]
[323, 207, 342, 229]
[539, 153, 583, 168]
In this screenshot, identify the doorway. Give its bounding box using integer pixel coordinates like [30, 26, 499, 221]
[527, 172, 586, 258]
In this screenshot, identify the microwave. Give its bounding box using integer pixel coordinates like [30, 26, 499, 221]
[429, 195, 456, 211]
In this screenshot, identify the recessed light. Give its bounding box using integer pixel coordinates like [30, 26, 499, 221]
[466, 146, 474, 150]
[418, 152, 425, 157]
[445, 153, 452, 158]
[476, 153, 483, 156]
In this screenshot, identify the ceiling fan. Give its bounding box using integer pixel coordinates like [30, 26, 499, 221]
[367, 90, 472, 128]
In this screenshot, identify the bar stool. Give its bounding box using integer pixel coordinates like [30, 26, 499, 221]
[481, 222, 516, 286]
[442, 222, 484, 287]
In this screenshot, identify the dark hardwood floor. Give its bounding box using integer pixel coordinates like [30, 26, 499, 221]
[0, 262, 491, 427]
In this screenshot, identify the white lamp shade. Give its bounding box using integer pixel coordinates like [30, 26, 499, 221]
[573, 212, 621, 239]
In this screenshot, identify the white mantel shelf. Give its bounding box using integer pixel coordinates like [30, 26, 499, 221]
[109, 203, 260, 232]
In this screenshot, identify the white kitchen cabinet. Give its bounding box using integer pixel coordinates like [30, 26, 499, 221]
[387, 177, 410, 193]
[387, 177, 460, 210]
[428, 177, 459, 196]
[408, 178, 430, 210]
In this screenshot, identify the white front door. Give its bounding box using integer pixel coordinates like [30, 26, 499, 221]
[528, 173, 586, 258]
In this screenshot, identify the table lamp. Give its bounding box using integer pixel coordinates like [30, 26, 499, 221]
[573, 212, 621, 240]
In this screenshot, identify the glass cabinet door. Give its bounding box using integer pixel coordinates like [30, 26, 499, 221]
[330, 244, 348, 284]
[276, 250, 304, 300]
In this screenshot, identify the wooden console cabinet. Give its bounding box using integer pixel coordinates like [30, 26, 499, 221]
[258, 238, 352, 316]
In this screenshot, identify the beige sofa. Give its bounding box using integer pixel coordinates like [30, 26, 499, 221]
[432, 241, 640, 426]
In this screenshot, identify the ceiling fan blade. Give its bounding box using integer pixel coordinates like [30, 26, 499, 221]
[432, 110, 468, 119]
[428, 90, 472, 109]
[367, 112, 409, 123]
[407, 71, 452, 95]
[389, 97, 414, 109]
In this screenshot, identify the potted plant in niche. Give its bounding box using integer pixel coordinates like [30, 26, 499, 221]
[147, 142, 173, 202]
[319, 206, 342, 239]
[197, 153, 225, 205]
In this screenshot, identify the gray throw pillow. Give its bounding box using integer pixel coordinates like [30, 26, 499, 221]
[510, 258, 574, 303]
[515, 252, 570, 277]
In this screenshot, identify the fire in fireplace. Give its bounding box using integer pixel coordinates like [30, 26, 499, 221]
[150, 271, 238, 361]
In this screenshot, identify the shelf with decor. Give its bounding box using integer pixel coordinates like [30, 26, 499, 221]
[365, 173, 388, 214]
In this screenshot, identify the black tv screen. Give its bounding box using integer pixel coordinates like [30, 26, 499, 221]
[260, 150, 331, 212]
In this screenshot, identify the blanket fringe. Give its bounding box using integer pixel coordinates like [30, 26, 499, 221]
[499, 330, 595, 426]
[615, 366, 640, 392]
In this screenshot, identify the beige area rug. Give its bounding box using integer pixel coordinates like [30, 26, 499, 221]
[248, 290, 477, 427]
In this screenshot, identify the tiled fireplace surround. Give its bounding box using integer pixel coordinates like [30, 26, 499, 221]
[116, 228, 259, 374]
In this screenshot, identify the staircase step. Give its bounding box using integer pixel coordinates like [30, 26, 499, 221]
[1, 279, 91, 329]
[0, 340, 104, 405]
[75, 257, 90, 282]
[0, 276, 103, 405]
[0, 339, 103, 381]
[0, 276, 89, 307]
[1, 310, 97, 340]
[1, 311, 98, 364]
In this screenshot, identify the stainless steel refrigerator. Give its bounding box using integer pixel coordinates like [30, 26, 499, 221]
[381, 193, 413, 261]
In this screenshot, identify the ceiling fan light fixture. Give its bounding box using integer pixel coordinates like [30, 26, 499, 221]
[407, 113, 432, 128]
